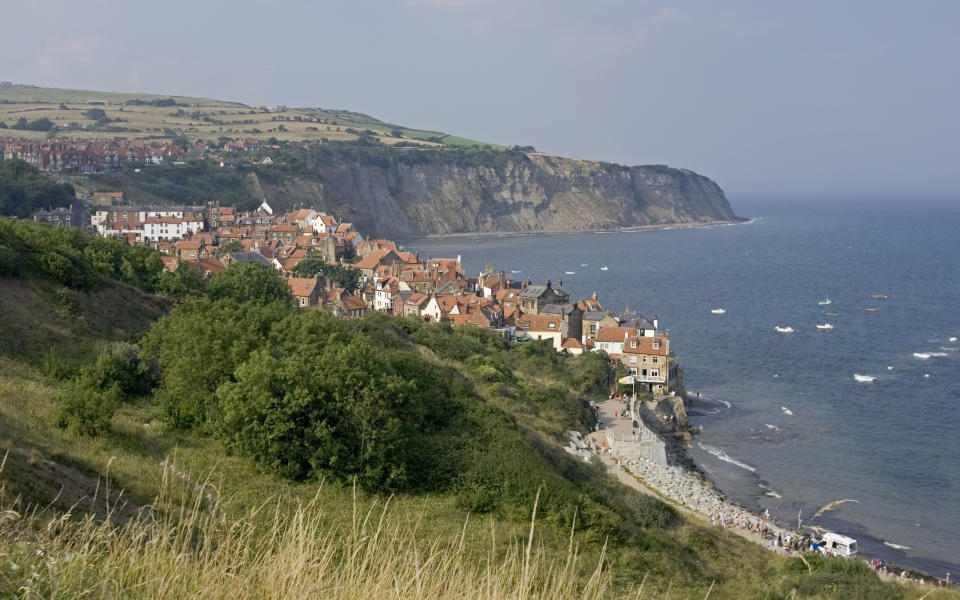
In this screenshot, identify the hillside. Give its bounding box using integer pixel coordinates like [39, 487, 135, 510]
[0, 84, 490, 146]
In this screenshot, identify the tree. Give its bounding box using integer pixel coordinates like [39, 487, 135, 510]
[217, 239, 243, 254]
[84, 108, 107, 121]
[156, 262, 207, 301]
[139, 298, 291, 428]
[0, 159, 75, 218]
[208, 261, 292, 305]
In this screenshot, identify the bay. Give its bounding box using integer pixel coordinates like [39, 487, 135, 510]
[405, 196, 960, 577]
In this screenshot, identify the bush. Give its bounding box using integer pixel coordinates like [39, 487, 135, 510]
[57, 376, 122, 435]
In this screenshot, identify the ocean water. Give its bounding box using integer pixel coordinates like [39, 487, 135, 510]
[406, 196, 960, 577]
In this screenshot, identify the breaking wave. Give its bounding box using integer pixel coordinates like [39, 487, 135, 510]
[781, 406, 794, 416]
[698, 443, 757, 473]
[764, 423, 781, 432]
[883, 541, 912, 551]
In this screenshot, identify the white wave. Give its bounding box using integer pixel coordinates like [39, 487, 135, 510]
[941, 346, 957, 352]
[928, 352, 948, 357]
[883, 541, 912, 551]
[759, 484, 782, 499]
[950, 336, 957, 343]
[718, 399, 732, 409]
[913, 353, 931, 359]
[853, 374, 876, 383]
[781, 406, 794, 416]
[698, 443, 756, 473]
[580, 263, 588, 267]
[510, 270, 522, 274]
[764, 423, 781, 432]
[564, 271, 575, 275]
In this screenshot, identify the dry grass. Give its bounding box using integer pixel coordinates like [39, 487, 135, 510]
[0, 464, 617, 600]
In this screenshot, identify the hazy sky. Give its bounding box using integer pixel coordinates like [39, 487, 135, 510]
[3, 1, 958, 196]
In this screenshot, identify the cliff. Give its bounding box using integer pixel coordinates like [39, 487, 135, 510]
[249, 152, 738, 239]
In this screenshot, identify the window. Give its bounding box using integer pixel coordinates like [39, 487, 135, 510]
[548, 322, 556, 329]
[642, 356, 647, 363]
[651, 370, 659, 377]
[630, 341, 637, 348]
[653, 357, 659, 363]
[652, 341, 660, 349]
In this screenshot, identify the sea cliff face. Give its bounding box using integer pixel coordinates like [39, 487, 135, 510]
[251, 153, 737, 239]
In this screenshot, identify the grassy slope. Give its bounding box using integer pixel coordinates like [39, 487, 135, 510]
[0, 280, 953, 599]
[0, 85, 494, 147]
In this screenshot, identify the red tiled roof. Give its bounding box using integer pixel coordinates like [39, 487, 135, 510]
[286, 277, 318, 297]
[596, 327, 634, 343]
[622, 336, 668, 356]
[517, 314, 562, 332]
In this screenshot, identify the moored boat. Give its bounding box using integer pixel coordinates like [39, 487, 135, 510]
[864, 307, 881, 312]
[818, 297, 832, 306]
[816, 323, 834, 330]
[711, 308, 726, 314]
[775, 326, 794, 333]
[822, 311, 838, 317]
[872, 294, 888, 299]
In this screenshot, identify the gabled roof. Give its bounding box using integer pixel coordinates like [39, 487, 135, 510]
[596, 327, 635, 343]
[622, 336, 668, 356]
[517, 314, 562, 332]
[341, 295, 367, 310]
[354, 249, 395, 271]
[227, 252, 272, 267]
[286, 277, 319, 298]
[561, 338, 584, 350]
[540, 303, 579, 316]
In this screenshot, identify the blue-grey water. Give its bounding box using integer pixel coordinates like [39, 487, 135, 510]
[406, 196, 960, 577]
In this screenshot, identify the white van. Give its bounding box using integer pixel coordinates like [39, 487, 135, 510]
[819, 532, 859, 558]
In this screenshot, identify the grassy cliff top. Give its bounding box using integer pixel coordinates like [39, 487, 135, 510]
[0, 84, 496, 147]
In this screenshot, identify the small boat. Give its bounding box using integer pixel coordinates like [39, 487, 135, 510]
[775, 326, 794, 334]
[864, 307, 881, 312]
[580, 263, 588, 267]
[816, 323, 834, 330]
[822, 311, 838, 317]
[564, 271, 575, 275]
[872, 294, 888, 299]
[711, 308, 726, 315]
[818, 298, 832, 306]
[600, 266, 609, 271]
[854, 374, 876, 383]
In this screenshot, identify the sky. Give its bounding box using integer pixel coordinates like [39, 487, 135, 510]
[2, 0, 958, 196]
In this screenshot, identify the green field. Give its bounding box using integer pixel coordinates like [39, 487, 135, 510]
[0, 85, 494, 147]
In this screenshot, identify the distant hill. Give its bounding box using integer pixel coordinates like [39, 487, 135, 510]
[0, 84, 493, 147]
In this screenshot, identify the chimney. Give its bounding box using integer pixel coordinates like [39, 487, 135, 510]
[592, 291, 597, 301]
[558, 278, 563, 288]
[545, 279, 551, 289]
[625, 305, 630, 313]
[654, 315, 659, 331]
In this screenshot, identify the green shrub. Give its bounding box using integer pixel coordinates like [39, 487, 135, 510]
[57, 377, 122, 435]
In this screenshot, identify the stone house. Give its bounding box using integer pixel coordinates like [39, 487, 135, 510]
[517, 279, 570, 315]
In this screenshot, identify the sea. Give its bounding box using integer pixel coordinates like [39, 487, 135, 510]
[405, 196, 960, 578]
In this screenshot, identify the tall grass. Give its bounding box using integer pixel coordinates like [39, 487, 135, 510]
[0, 463, 614, 600]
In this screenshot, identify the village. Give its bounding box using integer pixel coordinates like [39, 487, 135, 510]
[33, 191, 682, 397]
